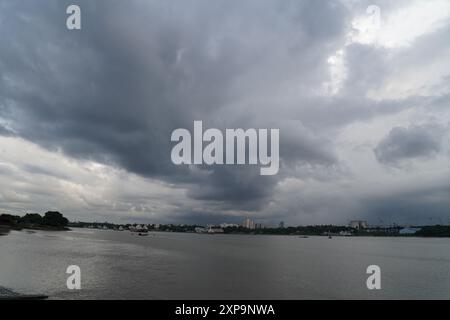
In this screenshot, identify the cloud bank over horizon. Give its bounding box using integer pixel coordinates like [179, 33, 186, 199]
[0, 0, 449, 225]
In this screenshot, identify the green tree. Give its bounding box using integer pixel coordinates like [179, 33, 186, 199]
[20, 213, 43, 224]
[42, 211, 68, 227]
[0, 214, 21, 226]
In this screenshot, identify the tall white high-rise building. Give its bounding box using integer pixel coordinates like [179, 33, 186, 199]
[243, 218, 255, 229]
[349, 220, 368, 230]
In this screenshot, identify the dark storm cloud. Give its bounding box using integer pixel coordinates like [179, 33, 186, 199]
[0, 0, 353, 207]
[186, 166, 277, 204]
[1, 0, 449, 224]
[374, 125, 445, 164]
[279, 121, 337, 166]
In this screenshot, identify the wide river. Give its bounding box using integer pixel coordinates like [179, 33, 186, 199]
[1, 228, 450, 299]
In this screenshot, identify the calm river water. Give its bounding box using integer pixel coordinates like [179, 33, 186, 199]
[1, 228, 450, 299]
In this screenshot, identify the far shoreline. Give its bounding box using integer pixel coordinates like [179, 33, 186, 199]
[66, 226, 450, 239]
[4, 226, 450, 239]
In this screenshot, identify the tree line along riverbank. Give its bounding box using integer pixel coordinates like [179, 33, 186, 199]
[2, 213, 450, 237]
[69, 221, 450, 238]
[0, 211, 69, 232]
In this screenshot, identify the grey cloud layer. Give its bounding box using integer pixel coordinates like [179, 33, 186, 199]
[0, 0, 449, 224]
[0, 1, 348, 199]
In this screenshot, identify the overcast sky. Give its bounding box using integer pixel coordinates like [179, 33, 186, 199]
[0, 0, 449, 226]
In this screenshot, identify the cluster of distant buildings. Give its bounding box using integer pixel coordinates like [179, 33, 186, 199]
[349, 220, 368, 230]
[78, 219, 426, 236]
[84, 223, 160, 231]
[241, 218, 284, 230]
[194, 219, 286, 234]
[349, 220, 422, 235]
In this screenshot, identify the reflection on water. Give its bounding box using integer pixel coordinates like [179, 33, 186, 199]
[1, 228, 450, 299]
